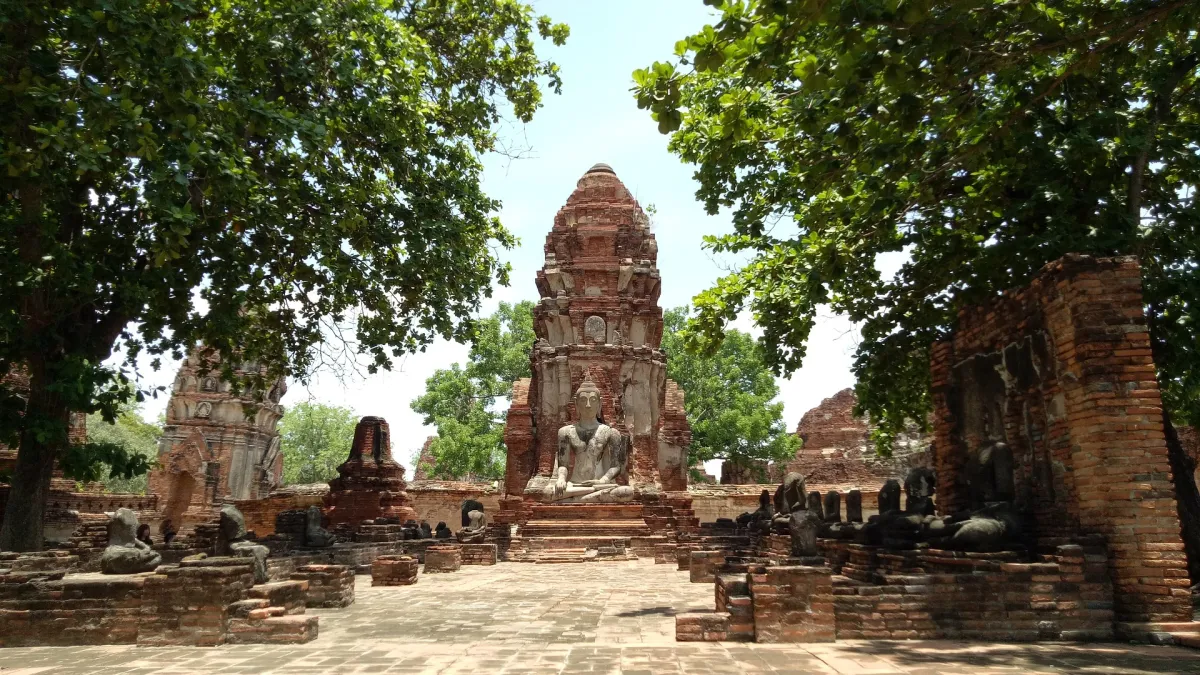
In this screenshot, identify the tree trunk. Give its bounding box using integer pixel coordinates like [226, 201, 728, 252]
[1164, 410, 1200, 583]
[0, 362, 68, 552]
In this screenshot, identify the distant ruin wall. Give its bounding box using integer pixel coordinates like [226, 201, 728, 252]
[778, 388, 930, 485]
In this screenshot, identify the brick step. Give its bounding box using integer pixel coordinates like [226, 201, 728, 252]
[529, 504, 645, 520]
[526, 536, 632, 551]
[247, 580, 308, 615]
[522, 519, 650, 537]
[227, 614, 319, 644]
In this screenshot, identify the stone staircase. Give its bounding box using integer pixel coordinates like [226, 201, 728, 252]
[508, 504, 648, 563]
[226, 579, 318, 644]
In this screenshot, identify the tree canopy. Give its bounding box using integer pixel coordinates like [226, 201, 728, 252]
[82, 403, 162, 495]
[410, 301, 534, 479]
[663, 307, 798, 480]
[635, 0, 1199, 440]
[635, 0, 1198, 573]
[278, 401, 359, 486]
[0, 0, 567, 550]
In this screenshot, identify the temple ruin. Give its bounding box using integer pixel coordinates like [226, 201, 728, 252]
[146, 349, 286, 532]
[497, 163, 696, 560]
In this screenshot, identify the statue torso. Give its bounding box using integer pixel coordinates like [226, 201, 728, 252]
[559, 422, 622, 483]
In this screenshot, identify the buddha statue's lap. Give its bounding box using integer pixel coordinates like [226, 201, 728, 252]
[523, 376, 637, 504]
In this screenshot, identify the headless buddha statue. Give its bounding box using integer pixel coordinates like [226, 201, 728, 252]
[525, 376, 635, 503]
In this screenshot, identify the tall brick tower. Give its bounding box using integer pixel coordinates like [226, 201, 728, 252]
[502, 163, 691, 502]
[148, 349, 286, 531]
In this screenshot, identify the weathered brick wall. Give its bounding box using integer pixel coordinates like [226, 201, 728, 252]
[407, 481, 500, 532]
[930, 254, 1190, 625]
[833, 544, 1113, 641]
[233, 484, 327, 537]
[0, 571, 144, 646]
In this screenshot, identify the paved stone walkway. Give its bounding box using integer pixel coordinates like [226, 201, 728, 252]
[1, 560, 1198, 673]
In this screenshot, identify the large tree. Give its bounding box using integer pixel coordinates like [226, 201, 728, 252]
[0, 0, 567, 550]
[83, 403, 162, 495]
[411, 300, 534, 479]
[635, 1, 1199, 572]
[278, 401, 359, 486]
[663, 307, 798, 481]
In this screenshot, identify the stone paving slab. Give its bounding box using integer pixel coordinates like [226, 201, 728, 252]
[0, 560, 1197, 673]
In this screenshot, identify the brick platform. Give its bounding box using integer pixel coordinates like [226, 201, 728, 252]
[0, 557, 322, 647]
[423, 546, 462, 573]
[371, 556, 418, 586]
[678, 563, 835, 643]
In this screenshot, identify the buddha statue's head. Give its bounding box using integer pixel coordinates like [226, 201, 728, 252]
[575, 376, 602, 423]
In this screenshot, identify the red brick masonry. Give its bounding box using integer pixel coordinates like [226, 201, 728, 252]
[371, 556, 418, 586]
[930, 255, 1190, 627]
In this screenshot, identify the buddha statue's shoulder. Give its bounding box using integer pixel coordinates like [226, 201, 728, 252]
[594, 424, 621, 442]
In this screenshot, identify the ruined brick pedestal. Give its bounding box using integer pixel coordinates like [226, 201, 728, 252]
[460, 543, 497, 566]
[371, 556, 418, 586]
[290, 565, 354, 608]
[423, 546, 462, 573]
[678, 563, 835, 643]
[751, 566, 836, 643]
[689, 550, 725, 583]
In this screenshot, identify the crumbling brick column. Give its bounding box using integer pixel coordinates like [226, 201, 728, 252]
[749, 565, 835, 643]
[689, 550, 724, 583]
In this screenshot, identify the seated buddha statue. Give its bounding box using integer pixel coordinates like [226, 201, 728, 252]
[524, 376, 635, 503]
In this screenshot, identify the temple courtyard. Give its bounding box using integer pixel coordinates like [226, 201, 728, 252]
[0, 560, 1196, 674]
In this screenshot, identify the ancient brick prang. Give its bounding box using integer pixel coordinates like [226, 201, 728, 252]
[930, 254, 1190, 627]
[147, 348, 286, 532]
[502, 163, 690, 497]
[780, 389, 930, 486]
[324, 417, 415, 528]
[412, 436, 437, 480]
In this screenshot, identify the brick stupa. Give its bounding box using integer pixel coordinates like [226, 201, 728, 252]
[324, 416, 416, 527]
[498, 164, 695, 560]
[503, 163, 691, 497]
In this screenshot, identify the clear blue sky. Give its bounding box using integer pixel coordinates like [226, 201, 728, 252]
[138, 0, 865, 473]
